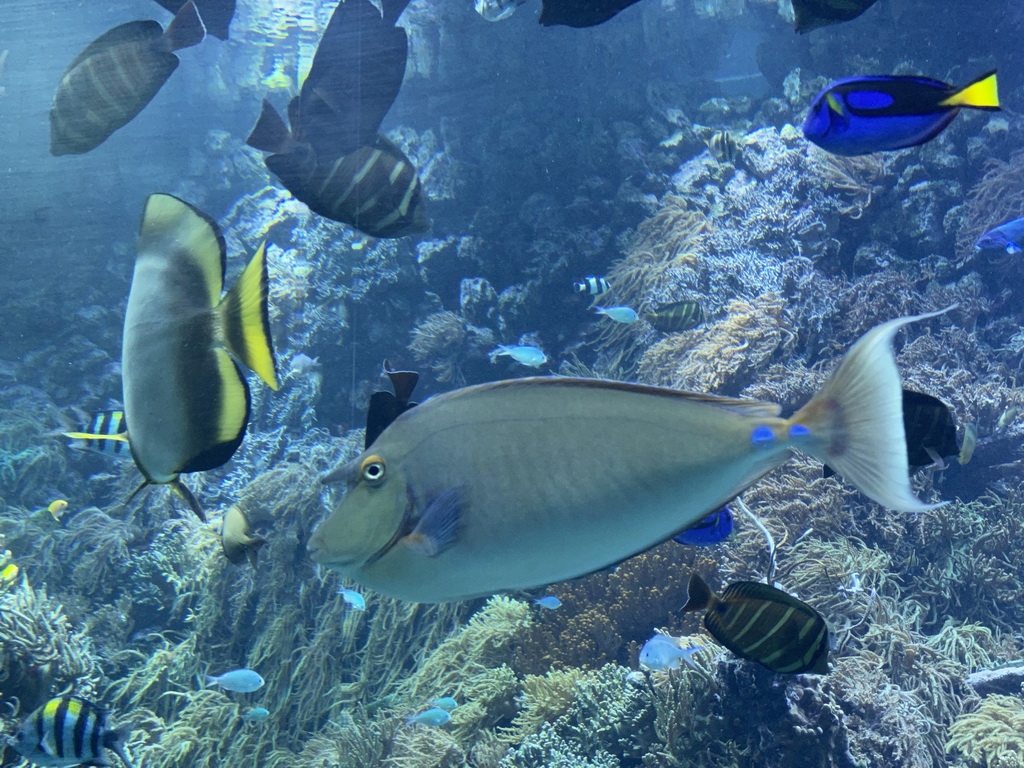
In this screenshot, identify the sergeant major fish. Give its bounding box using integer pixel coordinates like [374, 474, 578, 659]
[8, 695, 134, 768]
[50, 2, 205, 155]
[310, 310, 948, 602]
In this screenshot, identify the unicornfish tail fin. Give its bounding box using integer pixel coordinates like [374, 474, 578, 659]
[219, 241, 278, 390]
[787, 307, 955, 513]
[939, 69, 999, 110]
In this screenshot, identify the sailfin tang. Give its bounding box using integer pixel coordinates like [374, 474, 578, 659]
[163, 1, 206, 52]
[403, 487, 462, 557]
[939, 70, 999, 110]
[789, 307, 954, 512]
[220, 241, 278, 389]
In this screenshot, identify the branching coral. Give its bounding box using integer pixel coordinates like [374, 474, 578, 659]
[956, 148, 1024, 263]
[408, 310, 495, 385]
[946, 694, 1024, 768]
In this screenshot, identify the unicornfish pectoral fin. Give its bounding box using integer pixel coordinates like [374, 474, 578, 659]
[219, 241, 279, 390]
[402, 487, 463, 557]
[788, 306, 955, 513]
[938, 69, 999, 110]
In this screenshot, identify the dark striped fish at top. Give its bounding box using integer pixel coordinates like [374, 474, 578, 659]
[7, 695, 134, 768]
[643, 300, 705, 333]
[153, 0, 236, 40]
[682, 573, 830, 674]
[118, 194, 279, 521]
[50, 1, 205, 156]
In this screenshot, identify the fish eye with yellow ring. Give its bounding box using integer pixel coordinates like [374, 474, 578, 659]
[360, 456, 387, 485]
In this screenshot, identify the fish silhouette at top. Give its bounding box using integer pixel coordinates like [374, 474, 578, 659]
[50, 2, 205, 156]
[246, 0, 429, 238]
[790, 0, 880, 34]
[153, 0, 235, 40]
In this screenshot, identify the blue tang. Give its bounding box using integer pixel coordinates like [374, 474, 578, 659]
[803, 70, 999, 156]
[976, 216, 1024, 255]
[673, 504, 733, 546]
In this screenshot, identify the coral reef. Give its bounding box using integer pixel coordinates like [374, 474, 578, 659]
[946, 694, 1024, 768]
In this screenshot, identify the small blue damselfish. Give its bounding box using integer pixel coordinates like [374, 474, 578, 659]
[673, 504, 733, 547]
[803, 70, 999, 156]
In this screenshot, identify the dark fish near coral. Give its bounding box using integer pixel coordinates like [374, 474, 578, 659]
[153, 0, 235, 40]
[311, 311, 947, 602]
[803, 70, 1000, 156]
[539, 0, 646, 27]
[574, 276, 610, 296]
[643, 300, 705, 333]
[119, 194, 279, 521]
[823, 389, 958, 478]
[791, 0, 880, 33]
[221, 505, 267, 567]
[8, 695, 134, 768]
[976, 216, 1024, 255]
[673, 504, 733, 546]
[706, 131, 742, 165]
[366, 361, 420, 449]
[50, 2, 205, 156]
[682, 573, 830, 674]
[66, 410, 132, 458]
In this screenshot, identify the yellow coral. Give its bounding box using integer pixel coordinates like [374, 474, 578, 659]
[947, 694, 1024, 768]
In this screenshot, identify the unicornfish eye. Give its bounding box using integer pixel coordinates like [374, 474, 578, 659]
[360, 456, 386, 484]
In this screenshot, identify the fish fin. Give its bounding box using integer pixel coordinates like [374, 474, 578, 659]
[1008, 242, 1022, 255]
[163, 0, 206, 52]
[939, 69, 999, 110]
[402, 488, 462, 557]
[246, 100, 291, 154]
[789, 308, 954, 512]
[219, 241, 279, 390]
[821, 463, 836, 479]
[924, 447, 946, 470]
[103, 726, 135, 768]
[139, 194, 225, 304]
[179, 352, 249, 471]
[63, 431, 129, 442]
[245, 536, 268, 568]
[681, 572, 715, 612]
[170, 479, 206, 522]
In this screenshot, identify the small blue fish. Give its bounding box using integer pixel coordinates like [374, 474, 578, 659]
[431, 697, 459, 712]
[534, 595, 562, 610]
[803, 70, 999, 156]
[243, 707, 270, 722]
[406, 707, 452, 726]
[204, 669, 265, 693]
[976, 216, 1024, 255]
[639, 634, 704, 672]
[673, 504, 734, 547]
[595, 306, 639, 323]
[338, 587, 366, 611]
[489, 345, 548, 367]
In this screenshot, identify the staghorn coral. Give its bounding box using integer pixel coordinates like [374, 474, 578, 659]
[947, 694, 1024, 768]
[501, 667, 588, 745]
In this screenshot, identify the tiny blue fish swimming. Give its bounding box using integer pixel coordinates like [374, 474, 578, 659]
[639, 634, 704, 672]
[406, 707, 452, 726]
[534, 595, 562, 610]
[673, 504, 733, 547]
[803, 70, 999, 156]
[595, 306, 639, 323]
[431, 697, 458, 712]
[338, 587, 366, 610]
[976, 216, 1024, 255]
[204, 669, 265, 693]
[242, 707, 270, 723]
[489, 345, 548, 367]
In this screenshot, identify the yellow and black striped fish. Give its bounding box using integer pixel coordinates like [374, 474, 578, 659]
[66, 410, 131, 458]
[682, 573, 830, 675]
[706, 130, 742, 165]
[50, 1, 205, 156]
[8, 695, 133, 768]
[643, 300, 705, 333]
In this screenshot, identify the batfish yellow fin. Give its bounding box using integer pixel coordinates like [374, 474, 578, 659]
[219, 241, 279, 390]
[139, 194, 225, 306]
[939, 69, 999, 109]
[789, 307, 955, 513]
[63, 431, 129, 442]
[213, 348, 250, 443]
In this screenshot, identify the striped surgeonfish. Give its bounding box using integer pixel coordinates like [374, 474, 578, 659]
[153, 0, 235, 40]
[68, 195, 278, 522]
[682, 573, 830, 674]
[49, 2, 205, 156]
[311, 309, 949, 602]
[8, 695, 134, 768]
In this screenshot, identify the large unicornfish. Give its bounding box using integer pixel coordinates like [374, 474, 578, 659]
[50, 2, 205, 156]
[310, 310, 949, 602]
[80, 194, 279, 521]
